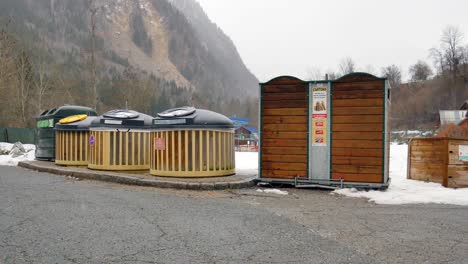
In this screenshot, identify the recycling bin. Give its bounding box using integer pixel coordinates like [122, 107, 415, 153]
[55, 115, 96, 166]
[35, 105, 97, 161]
[258, 72, 390, 189]
[150, 107, 235, 177]
[88, 109, 153, 171]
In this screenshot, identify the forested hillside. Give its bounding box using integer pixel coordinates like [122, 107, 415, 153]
[391, 77, 468, 130]
[0, 0, 259, 128]
[389, 26, 468, 130]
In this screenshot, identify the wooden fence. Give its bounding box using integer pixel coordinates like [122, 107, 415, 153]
[408, 137, 468, 188]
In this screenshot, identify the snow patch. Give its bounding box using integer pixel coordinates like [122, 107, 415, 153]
[0, 143, 36, 166]
[233, 146, 468, 205]
[257, 188, 288, 195]
[235, 152, 258, 176]
[66, 176, 81, 181]
[333, 144, 468, 206]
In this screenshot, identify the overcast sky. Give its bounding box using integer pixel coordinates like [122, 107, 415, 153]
[197, 0, 468, 82]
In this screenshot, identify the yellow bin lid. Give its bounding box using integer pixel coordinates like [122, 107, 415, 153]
[59, 114, 88, 124]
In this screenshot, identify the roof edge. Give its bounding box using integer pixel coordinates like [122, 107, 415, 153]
[333, 72, 386, 82]
[260, 75, 306, 85]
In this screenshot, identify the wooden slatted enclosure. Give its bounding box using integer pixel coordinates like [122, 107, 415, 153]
[55, 131, 89, 166]
[88, 130, 150, 171]
[408, 138, 468, 188]
[150, 129, 235, 177]
[258, 73, 389, 188]
[54, 115, 96, 166]
[260, 76, 309, 179]
[331, 73, 389, 183]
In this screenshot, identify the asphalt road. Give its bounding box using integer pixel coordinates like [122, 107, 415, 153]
[1, 166, 467, 264]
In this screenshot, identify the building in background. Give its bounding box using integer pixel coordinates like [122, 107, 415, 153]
[230, 117, 259, 152]
[439, 100, 468, 126]
[460, 100, 468, 110]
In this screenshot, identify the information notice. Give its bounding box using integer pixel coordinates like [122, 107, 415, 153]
[311, 86, 328, 146]
[459, 145, 468, 162]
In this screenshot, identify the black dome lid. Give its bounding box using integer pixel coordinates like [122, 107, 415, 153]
[91, 109, 153, 129]
[55, 116, 97, 131]
[153, 107, 234, 129]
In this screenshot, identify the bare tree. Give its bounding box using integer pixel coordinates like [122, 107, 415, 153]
[33, 47, 53, 114]
[325, 71, 340, 80]
[0, 24, 16, 92]
[53, 68, 75, 105]
[462, 45, 468, 82]
[409, 60, 433, 81]
[430, 25, 466, 107]
[363, 64, 378, 76]
[429, 47, 445, 74]
[88, 0, 100, 111]
[381, 65, 401, 88]
[339, 57, 355, 76]
[306, 67, 322, 80]
[441, 26, 464, 79]
[431, 25, 464, 78]
[15, 51, 34, 126]
[0, 25, 18, 126]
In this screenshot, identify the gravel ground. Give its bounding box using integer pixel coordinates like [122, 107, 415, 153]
[1, 166, 467, 264]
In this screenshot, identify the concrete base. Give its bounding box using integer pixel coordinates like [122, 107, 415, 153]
[18, 161, 256, 190]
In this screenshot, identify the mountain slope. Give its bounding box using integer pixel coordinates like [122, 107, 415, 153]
[169, 0, 259, 97]
[0, 0, 259, 98]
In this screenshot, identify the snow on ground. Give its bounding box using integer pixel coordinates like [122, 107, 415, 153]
[235, 152, 258, 176]
[0, 143, 36, 166]
[235, 146, 468, 205]
[2, 143, 467, 205]
[333, 144, 468, 206]
[257, 188, 289, 195]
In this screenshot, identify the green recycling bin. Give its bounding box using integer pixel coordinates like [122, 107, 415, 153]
[35, 105, 97, 161]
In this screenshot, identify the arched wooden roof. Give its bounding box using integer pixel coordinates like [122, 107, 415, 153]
[261, 75, 306, 85]
[333, 72, 385, 83]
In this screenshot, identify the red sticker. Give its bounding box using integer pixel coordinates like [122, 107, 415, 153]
[315, 122, 324, 127]
[154, 138, 165, 150]
[315, 130, 324, 135]
[312, 114, 327, 119]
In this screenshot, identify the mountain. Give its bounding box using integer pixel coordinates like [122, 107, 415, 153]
[168, 0, 258, 97]
[0, 0, 259, 127]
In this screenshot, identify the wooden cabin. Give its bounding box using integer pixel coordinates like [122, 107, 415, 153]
[460, 100, 468, 110]
[408, 138, 468, 188]
[259, 73, 390, 189]
[234, 126, 259, 152]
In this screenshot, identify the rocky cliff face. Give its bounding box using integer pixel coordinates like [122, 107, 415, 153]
[0, 0, 258, 98]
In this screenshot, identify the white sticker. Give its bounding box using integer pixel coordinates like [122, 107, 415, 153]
[104, 119, 123, 125]
[459, 145, 468, 162]
[153, 119, 187, 125]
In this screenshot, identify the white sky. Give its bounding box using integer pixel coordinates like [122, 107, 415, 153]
[196, 0, 468, 82]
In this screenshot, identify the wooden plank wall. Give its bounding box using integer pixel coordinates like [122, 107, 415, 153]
[408, 138, 468, 188]
[261, 77, 308, 179]
[55, 131, 89, 165]
[331, 76, 385, 183]
[447, 139, 468, 188]
[150, 130, 235, 177]
[408, 138, 448, 186]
